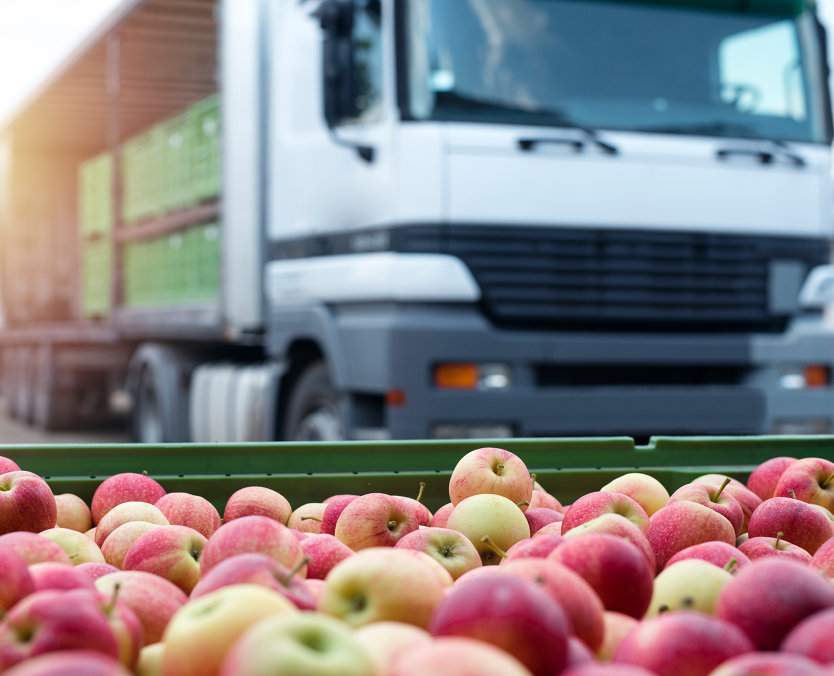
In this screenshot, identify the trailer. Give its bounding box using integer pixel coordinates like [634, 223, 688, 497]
[1, 0, 834, 443]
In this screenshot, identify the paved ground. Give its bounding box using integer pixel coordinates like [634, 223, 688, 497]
[0, 399, 129, 445]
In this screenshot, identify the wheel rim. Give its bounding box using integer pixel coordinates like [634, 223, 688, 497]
[294, 404, 344, 441]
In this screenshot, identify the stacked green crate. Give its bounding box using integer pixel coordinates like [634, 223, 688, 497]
[188, 95, 221, 203]
[161, 111, 197, 212]
[78, 153, 113, 237]
[80, 239, 112, 318]
[122, 127, 165, 225]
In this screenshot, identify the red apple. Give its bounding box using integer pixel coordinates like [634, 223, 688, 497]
[0, 457, 21, 474]
[709, 651, 822, 676]
[692, 474, 763, 530]
[561, 513, 656, 572]
[747, 457, 799, 500]
[430, 503, 455, 529]
[388, 636, 535, 676]
[614, 611, 754, 676]
[122, 525, 207, 594]
[319, 495, 359, 535]
[91, 473, 166, 525]
[565, 636, 595, 668]
[199, 514, 305, 575]
[561, 492, 649, 535]
[774, 457, 834, 511]
[524, 508, 564, 535]
[223, 485, 292, 524]
[549, 533, 653, 618]
[811, 537, 834, 579]
[334, 493, 420, 551]
[100, 521, 162, 569]
[88, 588, 144, 670]
[0, 588, 121, 670]
[0, 650, 132, 675]
[0, 472, 57, 535]
[153, 493, 221, 539]
[94, 570, 189, 645]
[0, 532, 72, 566]
[29, 562, 96, 592]
[664, 541, 751, 571]
[394, 527, 481, 581]
[94, 502, 169, 548]
[534, 521, 563, 537]
[353, 622, 432, 676]
[299, 533, 354, 580]
[76, 562, 119, 582]
[781, 606, 834, 664]
[715, 557, 834, 649]
[747, 496, 832, 555]
[0, 546, 34, 611]
[645, 501, 736, 573]
[528, 489, 564, 513]
[503, 533, 564, 563]
[430, 574, 570, 676]
[738, 534, 813, 564]
[668, 480, 744, 536]
[189, 552, 316, 609]
[53, 494, 93, 533]
[449, 447, 533, 511]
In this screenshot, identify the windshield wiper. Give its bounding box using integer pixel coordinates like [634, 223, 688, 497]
[434, 90, 619, 155]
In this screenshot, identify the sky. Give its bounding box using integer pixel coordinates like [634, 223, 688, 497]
[1, 0, 834, 127]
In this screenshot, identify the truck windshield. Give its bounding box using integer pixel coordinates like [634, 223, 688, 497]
[401, 0, 829, 143]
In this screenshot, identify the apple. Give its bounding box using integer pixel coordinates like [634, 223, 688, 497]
[430, 574, 569, 676]
[153, 493, 221, 539]
[500, 558, 606, 652]
[353, 621, 431, 675]
[91, 473, 166, 525]
[199, 514, 305, 575]
[54, 493, 93, 533]
[0, 588, 121, 670]
[692, 474, 763, 530]
[334, 493, 420, 550]
[715, 557, 834, 649]
[304, 578, 326, 604]
[738, 534, 813, 564]
[94, 570, 189, 644]
[528, 489, 564, 513]
[0, 650, 133, 675]
[189, 552, 316, 610]
[319, 495, 359, 535]
[135, 642, 164, 676]
[317, 547, 446, 629]
[563, 666, 660, 676]
[89, 587, 144, 670]
[0, 471, 57, 535]
[645, 501, 736, 573]
[448, 447, 533, 511]
[811, 537, 834, 579]
[0, 546, 34, 611]
[38, 527, 105, 565]
[223, 485, 292, 524]
[709, 652, 822, 676]
[534, 521, 563, 536]
[76, 561, 119, 582]
[0, 532, 72, 566]
[549, 533, 653, 618]
[597, 611, 638, 662]
[388, 636, 535, 676]
[667, 479, 744, 536]
[398, 549, 455, 588]
[397, 482, 433, 526]
[561, 492, 650, 535]
[0, 456, 20, 473]
[781, 606, 834, 664]
[299, 533, 354, 580]
[218, 611, 374, 676]
[613, 611, 755, 676]
[774, 457, 834, 511]
[286, 502, 327, 534]
[561, 513, 656, 572]
[94, 502, 170, 548]
[122, 525, 207, 594]
[100, 521, 163, 569]
[747, 456, 798, 500]
[565, 636, 595, 668]
[430, 503, 455, 529]
[524, 508, 564, 535]
[503, 533, 564, 563]
[646, 558, 732, 616]
[161, 584, 297, 676]
[28, 562, 97, 592]
[747, 496, 832, 555]
[446, 493, 530, 565]
[664, 541, 751, 571]
[394, 527, 481, 580]
[600, 472, 670, 516]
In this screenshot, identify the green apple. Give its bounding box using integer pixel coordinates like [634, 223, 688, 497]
[353, 621, 431, 675]
[600, 473, 669, 516]
[39, 526, 105, 565]
[446, 494, 530, 565]
[646, 558, 733, 616]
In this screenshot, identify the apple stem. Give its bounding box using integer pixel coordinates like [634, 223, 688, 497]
[141, 470, 148, 476]
[480, 535, 508, 559]
[789, 490, 798, 500]
[723, 558, 739, 574]
[105, 582, 122, 614]
[517, 501, 530, 508]
[775, 531, 783, 549]
[283, 556, 312, 586]
[416, 482, 426, 504]
[714, 477, 731, 501]
[300, 516, 323, 522]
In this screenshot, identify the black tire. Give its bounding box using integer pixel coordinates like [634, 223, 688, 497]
[131, 366, 165, 444]
[283, 361, 345, 441]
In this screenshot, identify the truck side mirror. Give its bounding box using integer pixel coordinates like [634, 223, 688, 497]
[318, 0, 358, 127]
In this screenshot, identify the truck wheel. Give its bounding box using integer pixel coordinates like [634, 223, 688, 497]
[283, 361, 345, 441]
[132, 366, 165, 444]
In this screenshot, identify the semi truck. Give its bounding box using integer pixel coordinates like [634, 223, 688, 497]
[1, 0, 834, 443]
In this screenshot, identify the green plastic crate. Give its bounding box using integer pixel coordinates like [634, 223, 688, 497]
[78, 153, 113, 237]
[2, 436, 832, 513]
[161, 112, 197, 212]
[80, 239, 112, 318]
[188, 94, 221, 203]
[122, 127, 165, 225]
